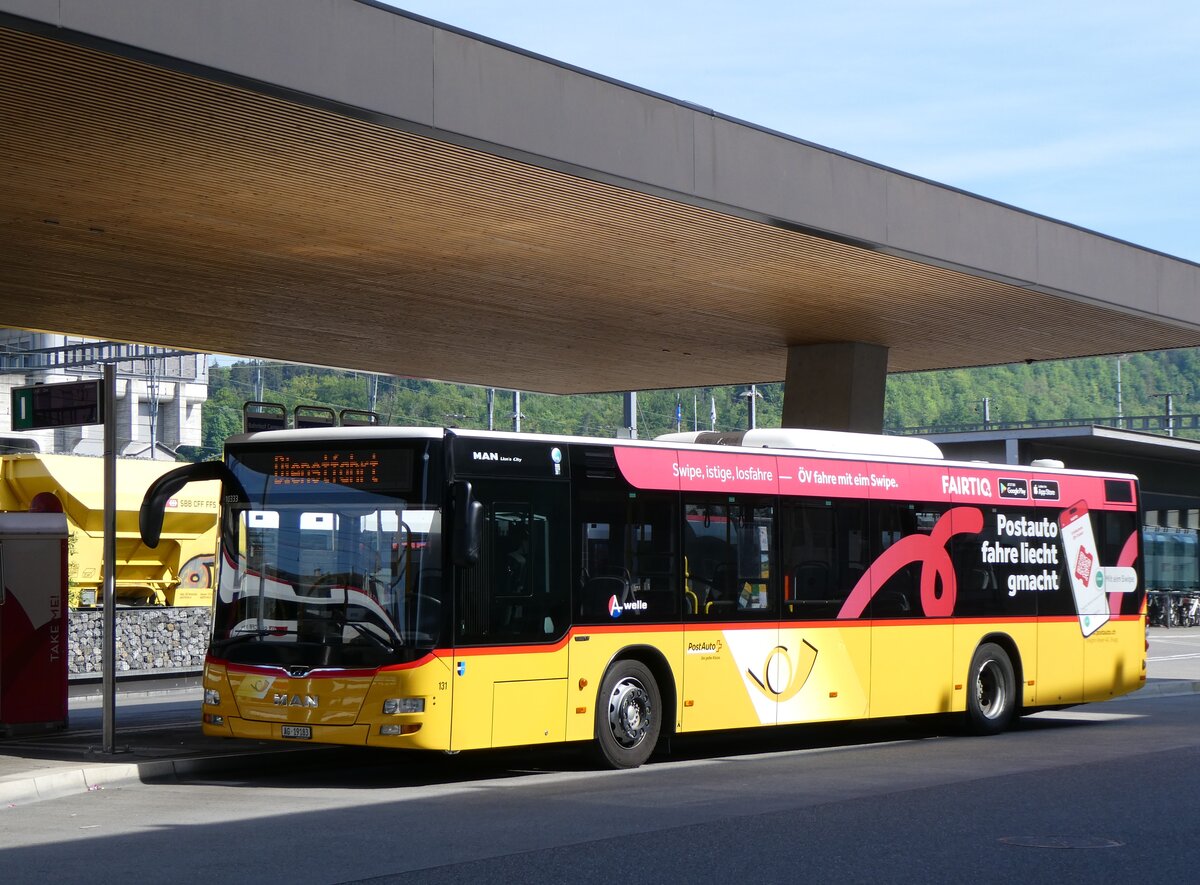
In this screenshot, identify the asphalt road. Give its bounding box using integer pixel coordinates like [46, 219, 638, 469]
[2, 687, 1198, 885]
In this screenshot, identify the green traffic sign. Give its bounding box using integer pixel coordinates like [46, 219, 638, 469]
[10, 380, 104, 430]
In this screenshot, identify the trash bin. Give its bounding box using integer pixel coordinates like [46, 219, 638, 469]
[0, 511, 69, 735]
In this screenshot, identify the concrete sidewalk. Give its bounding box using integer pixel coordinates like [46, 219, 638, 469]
[0, 677, 336, 807]
[4, 628, 1199, 807]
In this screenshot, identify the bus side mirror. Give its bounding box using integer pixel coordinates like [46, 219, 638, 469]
[140, 461, 235, 548]
[452, 481, 483, 568]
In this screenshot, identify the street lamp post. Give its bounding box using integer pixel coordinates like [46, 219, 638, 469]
[739, 385, 763, 430]
[1153, 392, 1181, 437]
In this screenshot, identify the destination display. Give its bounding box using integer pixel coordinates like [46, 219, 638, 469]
[231, 447, 414, 497]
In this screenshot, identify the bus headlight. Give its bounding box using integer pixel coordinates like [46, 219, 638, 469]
[380, 723, 421, 736]
[382, 697, 425, 714]
[204, 689, 221, 706]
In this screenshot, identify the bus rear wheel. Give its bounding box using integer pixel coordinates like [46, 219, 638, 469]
[966, 642, 1016, 735]
[595, 660, 661, 769]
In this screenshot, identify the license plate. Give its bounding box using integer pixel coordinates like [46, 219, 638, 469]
[281, 725, 312, 740]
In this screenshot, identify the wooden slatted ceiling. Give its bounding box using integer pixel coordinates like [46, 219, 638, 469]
[2, 27, 1197, 394]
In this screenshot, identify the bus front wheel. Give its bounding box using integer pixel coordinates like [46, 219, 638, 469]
[595, 660, 661, 769]
[966, 642, 1016, 735]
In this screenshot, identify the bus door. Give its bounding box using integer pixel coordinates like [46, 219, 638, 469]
[451, 478, 570, 751]
[681, 497, 778, 731]
[1034, 498, 1086, 706]
[778, 498, 870, 724]
[1080, 498, 1142, 700]
[1082, 502, 1142, 701]
[867, 501, 956, 718]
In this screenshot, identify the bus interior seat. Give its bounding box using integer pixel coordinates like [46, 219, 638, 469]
[701, 563, 733, 613]
[580, 575, 626, 618]
[792, 561, 831, 600]
[705, 598, 737, 616]
[967, 566, 995, 590]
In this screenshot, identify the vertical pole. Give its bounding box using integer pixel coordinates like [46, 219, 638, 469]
[147, 358, 159, 456]
[1167, 393, 1175, 438]
[102, 363, 117, 754]
[512, 391, 521, 433]
[742, 385, 759, 430]
[623, 391, 637, 439]
[1116, 358, 1123, 429]
[487, 388, 495, 431]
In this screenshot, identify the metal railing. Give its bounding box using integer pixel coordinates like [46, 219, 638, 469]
[1, 341, 205, 382]
[894, 414, 1200, 437]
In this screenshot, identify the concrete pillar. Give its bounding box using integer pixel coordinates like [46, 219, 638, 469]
[780, 342, 889, 433]
[115, 377, 138, 452]
[622, 391, 637, 439]
[160, 382, 183, 450]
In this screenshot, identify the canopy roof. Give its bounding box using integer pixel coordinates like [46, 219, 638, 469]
[2, 2, 1198, 394]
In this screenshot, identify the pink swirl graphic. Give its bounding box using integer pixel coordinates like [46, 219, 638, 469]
[838, 507, 984, 619]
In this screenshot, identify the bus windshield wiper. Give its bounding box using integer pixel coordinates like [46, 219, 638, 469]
[335, 620, 399, 654]
[211, 627, 295, 650]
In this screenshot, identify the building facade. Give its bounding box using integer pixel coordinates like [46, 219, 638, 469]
[0, 330, 208, 458]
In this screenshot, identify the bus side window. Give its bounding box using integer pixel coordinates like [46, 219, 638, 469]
[952, 507, 1037, 618]
[683, 498, 775, 619]
[781, 500, 851, 620]
[454, 482, 569, 645]
[1097, 509, 1142, 616]
[574, 488, 679, 624]
[869, 502, 950, 619]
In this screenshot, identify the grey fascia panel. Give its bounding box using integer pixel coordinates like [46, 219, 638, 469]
[1034, 219, 1179, 319]
[884, 175, 1040, 284]
[0, 0, 47, 21]
[47, 0, 436, 126]
[698, 115, 890, 246]
[1157, 258, 1200, 327]
[430, 28, 697, 195]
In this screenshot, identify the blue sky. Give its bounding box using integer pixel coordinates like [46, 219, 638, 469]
[388, 0, 1199, 263]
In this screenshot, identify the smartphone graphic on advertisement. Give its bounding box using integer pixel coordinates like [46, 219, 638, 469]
[1059, 500, 1109, 637]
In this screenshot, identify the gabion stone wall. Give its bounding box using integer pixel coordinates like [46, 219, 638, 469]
[69, 608, 211, 676]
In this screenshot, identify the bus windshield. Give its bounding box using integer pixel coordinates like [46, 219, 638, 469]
[211, 440, 443, 667]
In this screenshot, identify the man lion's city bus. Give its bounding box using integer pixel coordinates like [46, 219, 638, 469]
[140, 427, 1146, 768]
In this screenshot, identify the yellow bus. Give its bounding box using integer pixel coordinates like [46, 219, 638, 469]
[141, 427, 1146, 768]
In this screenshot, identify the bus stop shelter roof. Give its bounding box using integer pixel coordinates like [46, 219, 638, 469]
[2, 0, 1199, 395]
